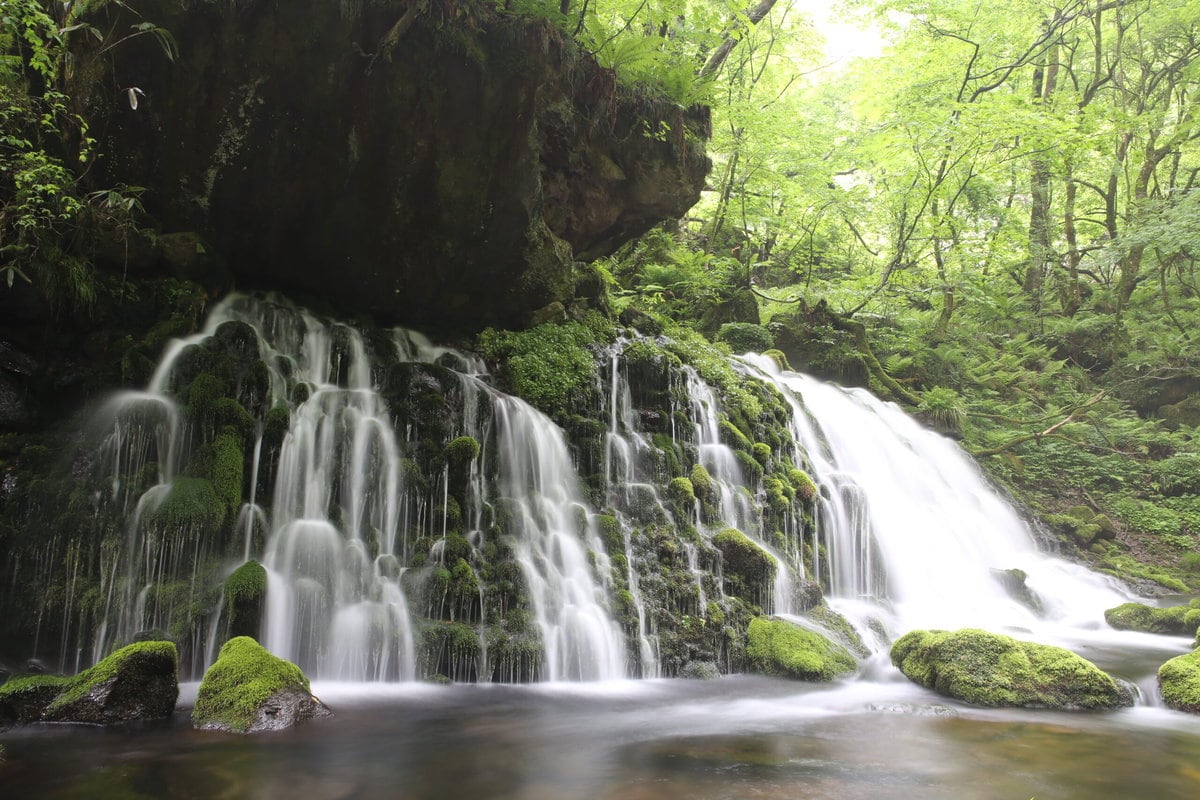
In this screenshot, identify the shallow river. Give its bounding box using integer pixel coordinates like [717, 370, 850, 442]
[5, 664, 1200, 800]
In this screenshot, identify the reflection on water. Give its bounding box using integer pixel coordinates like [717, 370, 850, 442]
[4, 677, 1200, 799]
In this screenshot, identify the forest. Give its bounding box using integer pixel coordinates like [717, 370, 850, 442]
[2, 0, 1200, 796]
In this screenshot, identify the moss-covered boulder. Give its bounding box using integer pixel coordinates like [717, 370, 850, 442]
[890, 629, 1131, 709]
[0, 641, 180, 725]
[193, 637, 331, 733]
[1158, 649, 1200, 713]
[746, 616, 857, 681]
[1105, 601, 1200, 636]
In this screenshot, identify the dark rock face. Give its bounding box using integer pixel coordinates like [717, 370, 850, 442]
[78, 0, 709, 332]
[0, 641, 178, 727]
[40, 642, 180, 725]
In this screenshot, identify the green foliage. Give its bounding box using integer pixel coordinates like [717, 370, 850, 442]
[891, 629, 1129, 709]
[477, 321, 602, 419]
[746, 616, 856, 680]
[1, 0, 173, 306]
[918, 386, 966, 434]
[192, 636, 310, 732]
[716, 322, 773, 354]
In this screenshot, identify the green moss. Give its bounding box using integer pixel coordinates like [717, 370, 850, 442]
[1159, 649, 1200, 713]
[752, 442, 772, 467]
[764, 477, 790, 512]
[211, 433, 244, 520]
[225, 561, 267, 639]
[890, 628, 1129, 709]
[716, 322, 773, 354]
[47, 641, 179, 713]
[446, 436, 481, 466]
[666, 476, 695, 514]
[718, 418, 752, 453]
[1104, 602, 1200, 636]
[787, 468, 818, 502]
[0, 673, 70, 699]
[689, 464, 713, 499]
[149, 476, 225, 531]
[713, 528, 774, 604]
[477, 322, 602, 420]
[746, 616, 856, 680]
[734, 450, 763, 483]
[596, 514, 623, 551]
[806, 604, 870, 658]
[761, 349, 791, 371]
[192, 637, 310, 732]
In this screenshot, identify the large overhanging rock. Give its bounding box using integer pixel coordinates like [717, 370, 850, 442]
[75, 0, 710, 332]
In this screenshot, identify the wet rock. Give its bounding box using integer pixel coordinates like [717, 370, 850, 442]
[0, 642, 180, 726]
[193, 637, 331, 733]
[77, 0, 708, 333]
[991, 568, 1043, 615]
[890, 628, 1131, 709]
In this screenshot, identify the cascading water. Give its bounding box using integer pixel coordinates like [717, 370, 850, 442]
[741, 355, 1137, 649]
[82, 293, 626, 681]
[44, 291, 1175, 691]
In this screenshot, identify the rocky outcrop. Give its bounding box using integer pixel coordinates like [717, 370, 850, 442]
[75, 0, 709, 333]
[0, 641, 179, 726]
[891, 628, 1131, 710]
[193, 637, 331, 733]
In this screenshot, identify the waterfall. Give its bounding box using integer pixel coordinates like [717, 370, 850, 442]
[742, 355, 1132, 643]
[48, 292, 1152, 685]
[84, 294, 626, 681]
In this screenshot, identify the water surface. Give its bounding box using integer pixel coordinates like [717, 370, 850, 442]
[5, 676, 1200, 799]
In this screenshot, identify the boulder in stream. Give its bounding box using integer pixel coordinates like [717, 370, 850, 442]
[0, 641, 179, 725]
[746, 616, 857, 681]
[890, 628, 1131, 710]
[1104, 601, 1200, 636]
[193, 636, 331, 733]
[1158, 649, 1200, 713]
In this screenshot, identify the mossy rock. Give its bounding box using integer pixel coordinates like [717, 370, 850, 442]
[0, 674, 71, 724]
[806, 604, 870, 658]
[890, 628, 1131, 709]
[689, 464, 713, 500]
[0, 642, 180, 725]
[666, 476, 695, 516]
[446, 435, 481, 466]
[713, 528, 774, 603]
[746, 616, 856, 681]
[225, 561, 267, 640]
[1104, 602, 1200, 636]
[1159, 649, 1200, 713]
[193, 637, 331, 733]
[147, 476, 226, 533]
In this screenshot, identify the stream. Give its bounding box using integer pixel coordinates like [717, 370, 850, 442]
[4, 672, 1200, 799]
